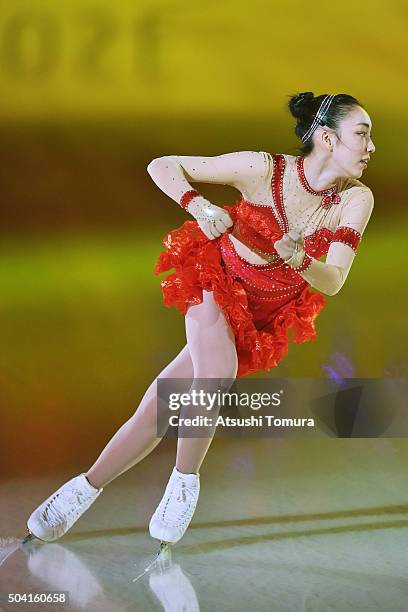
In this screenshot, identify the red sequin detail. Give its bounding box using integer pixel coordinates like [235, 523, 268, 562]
[322, 193, 342, 208]
[330, 226, 361, 252]
[297, 156, 334, 196]
[180, 189, 200, 210]
[154, 199, 327, 378]
[153, 152, 355, 377]
[220, 232, 303, 295]
[231, 200, 283, 259]
[297, 156, 342, 208]
[271, 154, 290, 232]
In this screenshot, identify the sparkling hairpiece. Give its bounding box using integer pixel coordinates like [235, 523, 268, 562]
[301, 94, 336, 143]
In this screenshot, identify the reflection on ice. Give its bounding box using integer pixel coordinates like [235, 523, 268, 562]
[23, 542, 104, 609]
[0, 536, 21, 568]
[149, 555, 200, 612]
[132, 543, 200, 611]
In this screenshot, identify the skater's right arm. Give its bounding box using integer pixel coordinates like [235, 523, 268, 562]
[147, 151, 269, 240]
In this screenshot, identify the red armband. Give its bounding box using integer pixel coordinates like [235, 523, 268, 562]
[330, 226, 361, 253]
[180, 190, 200, 210]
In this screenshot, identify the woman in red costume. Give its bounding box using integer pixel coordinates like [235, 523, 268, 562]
[25, 92, 375, 548]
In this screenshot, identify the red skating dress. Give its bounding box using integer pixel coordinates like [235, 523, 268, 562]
[153, 153, 363, 378]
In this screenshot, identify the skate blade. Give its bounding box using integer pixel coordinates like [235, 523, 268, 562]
[159, 541, 170, 555]
[21, 530, 37, 545]
[132, 541, 171, 583]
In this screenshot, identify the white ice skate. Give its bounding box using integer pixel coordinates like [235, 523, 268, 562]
[26, 473, 103, 542]
[149, 467, 200, 544]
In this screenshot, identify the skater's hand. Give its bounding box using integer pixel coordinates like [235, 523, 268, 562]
[187, 197, 233, 240]
[274, 229, 306, 266]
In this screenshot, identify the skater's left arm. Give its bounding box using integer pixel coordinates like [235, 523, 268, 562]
[275, 187, 374, 296]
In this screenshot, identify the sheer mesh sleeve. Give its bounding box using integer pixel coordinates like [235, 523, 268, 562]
[146, 151, 269, 205]
[297, 187, 374, 296]
[328, 186, 374, 253]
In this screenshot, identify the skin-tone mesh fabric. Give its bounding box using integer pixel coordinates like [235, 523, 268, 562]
[147, 151, 374, 295]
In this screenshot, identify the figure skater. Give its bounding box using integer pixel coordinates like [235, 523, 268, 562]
[25, 92, 375, 547]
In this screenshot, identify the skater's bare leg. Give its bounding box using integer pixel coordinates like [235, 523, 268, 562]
[176, 290, 238, 474]
[84, 345, 194, 489]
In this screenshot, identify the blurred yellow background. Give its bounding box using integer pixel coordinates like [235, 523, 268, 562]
[0, 0, 406, 477]
[0, 0, 406, 123]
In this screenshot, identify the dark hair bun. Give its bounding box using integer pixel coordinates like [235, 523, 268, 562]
[288, 92, 314, 119]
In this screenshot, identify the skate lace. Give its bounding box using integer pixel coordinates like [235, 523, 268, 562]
[41, 486, 95, 527]
[161, 480, 198, 527]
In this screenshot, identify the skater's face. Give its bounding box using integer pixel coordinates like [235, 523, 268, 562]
[317, 106, 375, 179]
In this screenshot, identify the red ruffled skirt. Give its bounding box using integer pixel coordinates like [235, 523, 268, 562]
[154, 219, 327, 378]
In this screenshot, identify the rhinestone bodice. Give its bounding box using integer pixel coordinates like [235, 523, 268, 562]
[218, 153, 366, 302]
[228, 199, 336, 261]
[227, 153, 367, 265]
